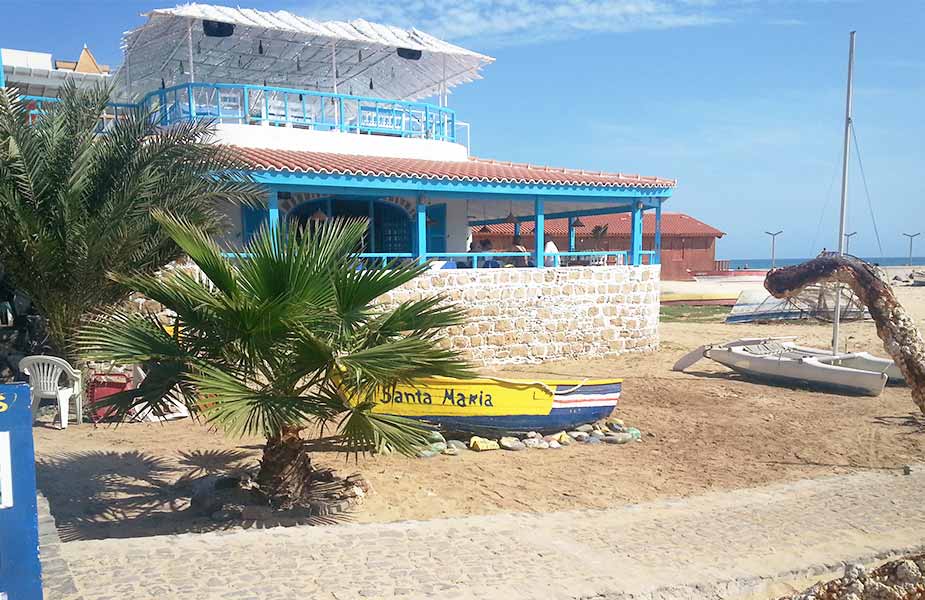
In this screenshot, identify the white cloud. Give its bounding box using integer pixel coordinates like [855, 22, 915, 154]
[291, 0, 730, 47]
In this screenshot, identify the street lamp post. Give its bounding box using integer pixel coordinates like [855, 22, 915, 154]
[765, 230, 783, 269]
[903, 232, 920, 266]
[844, 231, 857, 254]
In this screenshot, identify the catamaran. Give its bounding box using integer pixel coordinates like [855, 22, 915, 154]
[674, 32, 905, 396]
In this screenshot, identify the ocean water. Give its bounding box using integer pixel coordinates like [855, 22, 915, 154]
[726, 257, 925, 270]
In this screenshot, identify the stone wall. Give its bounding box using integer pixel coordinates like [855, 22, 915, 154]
[137, 264, 660, 366]
[378, 265, 660, 365]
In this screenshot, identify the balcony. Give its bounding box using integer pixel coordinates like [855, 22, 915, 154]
[138, 83, 457, 143]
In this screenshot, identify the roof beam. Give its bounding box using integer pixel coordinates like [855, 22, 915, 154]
[250, 170, 674, 201]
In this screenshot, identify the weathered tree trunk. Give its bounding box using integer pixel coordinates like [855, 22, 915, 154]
[764, 253, 925, 414]
[256, 425, 312, 509]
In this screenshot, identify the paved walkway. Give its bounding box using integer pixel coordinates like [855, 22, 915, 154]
[44, 467, 925, 600]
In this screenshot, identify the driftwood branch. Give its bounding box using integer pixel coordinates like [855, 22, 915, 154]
[764, 253, 925, 414]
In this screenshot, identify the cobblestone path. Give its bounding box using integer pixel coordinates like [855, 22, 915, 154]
[44, 467, 925, 600]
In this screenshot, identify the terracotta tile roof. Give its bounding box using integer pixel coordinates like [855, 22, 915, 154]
[474, 213, 724, 239]
[231, 147, 677, 189]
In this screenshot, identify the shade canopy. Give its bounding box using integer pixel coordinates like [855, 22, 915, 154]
[114, 3, 494, 102]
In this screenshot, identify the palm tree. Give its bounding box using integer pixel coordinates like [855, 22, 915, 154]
[80, 214, 470, 507]
[590, 224, 609, 250]
[0, 84, 260, 360]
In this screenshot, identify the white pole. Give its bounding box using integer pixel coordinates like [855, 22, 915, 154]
[187, 20, 195, 83]
[331, 39, 339, 127]
[331, 39, 337, 95]
[903, 232, 920, 266]
[765, 230, 783, 269]
[124, 48, 132, 98]
[844, 231, 857, 254]
[832, 31, 855, 355]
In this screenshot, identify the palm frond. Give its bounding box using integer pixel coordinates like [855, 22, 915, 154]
[338, 337, 472, 384]
[338, 408, 432, 457]
[150, 210, 240, 298]
[367, 295, 467, 342]
[79, 310, 190, 364]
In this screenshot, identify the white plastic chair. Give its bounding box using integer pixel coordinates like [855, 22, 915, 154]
[19, 355, 83, 428]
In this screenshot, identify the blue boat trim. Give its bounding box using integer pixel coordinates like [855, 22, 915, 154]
[407, 405, 616, 436]
[554, 382, 621, 396]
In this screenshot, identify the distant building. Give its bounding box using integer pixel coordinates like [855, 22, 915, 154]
[473, 213, 725, 280]
[0, 46, 109, 97]
[54, 46, 110, 75]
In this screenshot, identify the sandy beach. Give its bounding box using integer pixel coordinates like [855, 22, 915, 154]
[32, 283, 925, 542]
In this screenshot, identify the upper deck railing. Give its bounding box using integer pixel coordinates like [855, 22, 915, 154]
[21, 95, 136, 129]
[19, 83, 457, 143]
[138, 83, 457, 142]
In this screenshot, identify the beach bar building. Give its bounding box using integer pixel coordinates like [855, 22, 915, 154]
[0, 3, 678, 364]
[473, 213, 725, 281]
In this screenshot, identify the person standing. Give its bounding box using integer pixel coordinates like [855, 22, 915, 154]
[509, 235, 528, 267]
[544, 237, 560, 267]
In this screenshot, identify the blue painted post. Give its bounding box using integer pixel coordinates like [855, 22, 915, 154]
[534, 197, 545, 268]
[513, 222, 521, 237]
[368, 199, 376, 253]
[416, 201, 428, 264]
[568, 217, 576, 251]
[654, 200, 662, 265]
[0, 49, 6, 88]
[187, 83, 196, 121]
[0, 383, 44, 599]
[268, 189, 280, 230]
[159, 89, 168, 126]
[630, 201, 643, 266]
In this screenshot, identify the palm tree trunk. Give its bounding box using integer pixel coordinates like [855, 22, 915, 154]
[256, 426, 312, 508]
[45, 312, 80, 362]
[765, 254, 925, 414]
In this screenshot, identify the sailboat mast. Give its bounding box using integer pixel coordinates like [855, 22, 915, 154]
[832, 30, 856, 354]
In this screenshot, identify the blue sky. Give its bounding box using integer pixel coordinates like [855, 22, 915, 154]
[1, 0, 923, 259]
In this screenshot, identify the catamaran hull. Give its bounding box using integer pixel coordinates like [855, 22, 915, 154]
[705, 346, 889, 396]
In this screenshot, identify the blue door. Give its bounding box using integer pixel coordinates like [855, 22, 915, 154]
[375, 202, 412, 254]
[426, 204, 447, 254]
[0, 383, 43, 599]
[241, 205, 268, 244]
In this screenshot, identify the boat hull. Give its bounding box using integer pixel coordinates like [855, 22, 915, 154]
[373, 378, 621, 435]
[705, 342, 889, 396]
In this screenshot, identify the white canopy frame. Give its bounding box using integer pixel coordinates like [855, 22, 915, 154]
[114, 4, 494, 103]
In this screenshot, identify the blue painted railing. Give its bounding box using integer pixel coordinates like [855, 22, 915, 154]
[21, 94, 138, 130]
[20, 83, 457, 142]
[357, 253, 415, 268]
[138, 83, 456, 142]
[424, 252, 530, 269]
[355, 251, 633, 269]
[221, 250, 639, 269]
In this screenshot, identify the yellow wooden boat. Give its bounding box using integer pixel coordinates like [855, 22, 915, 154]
[372, 376, 622, 434]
